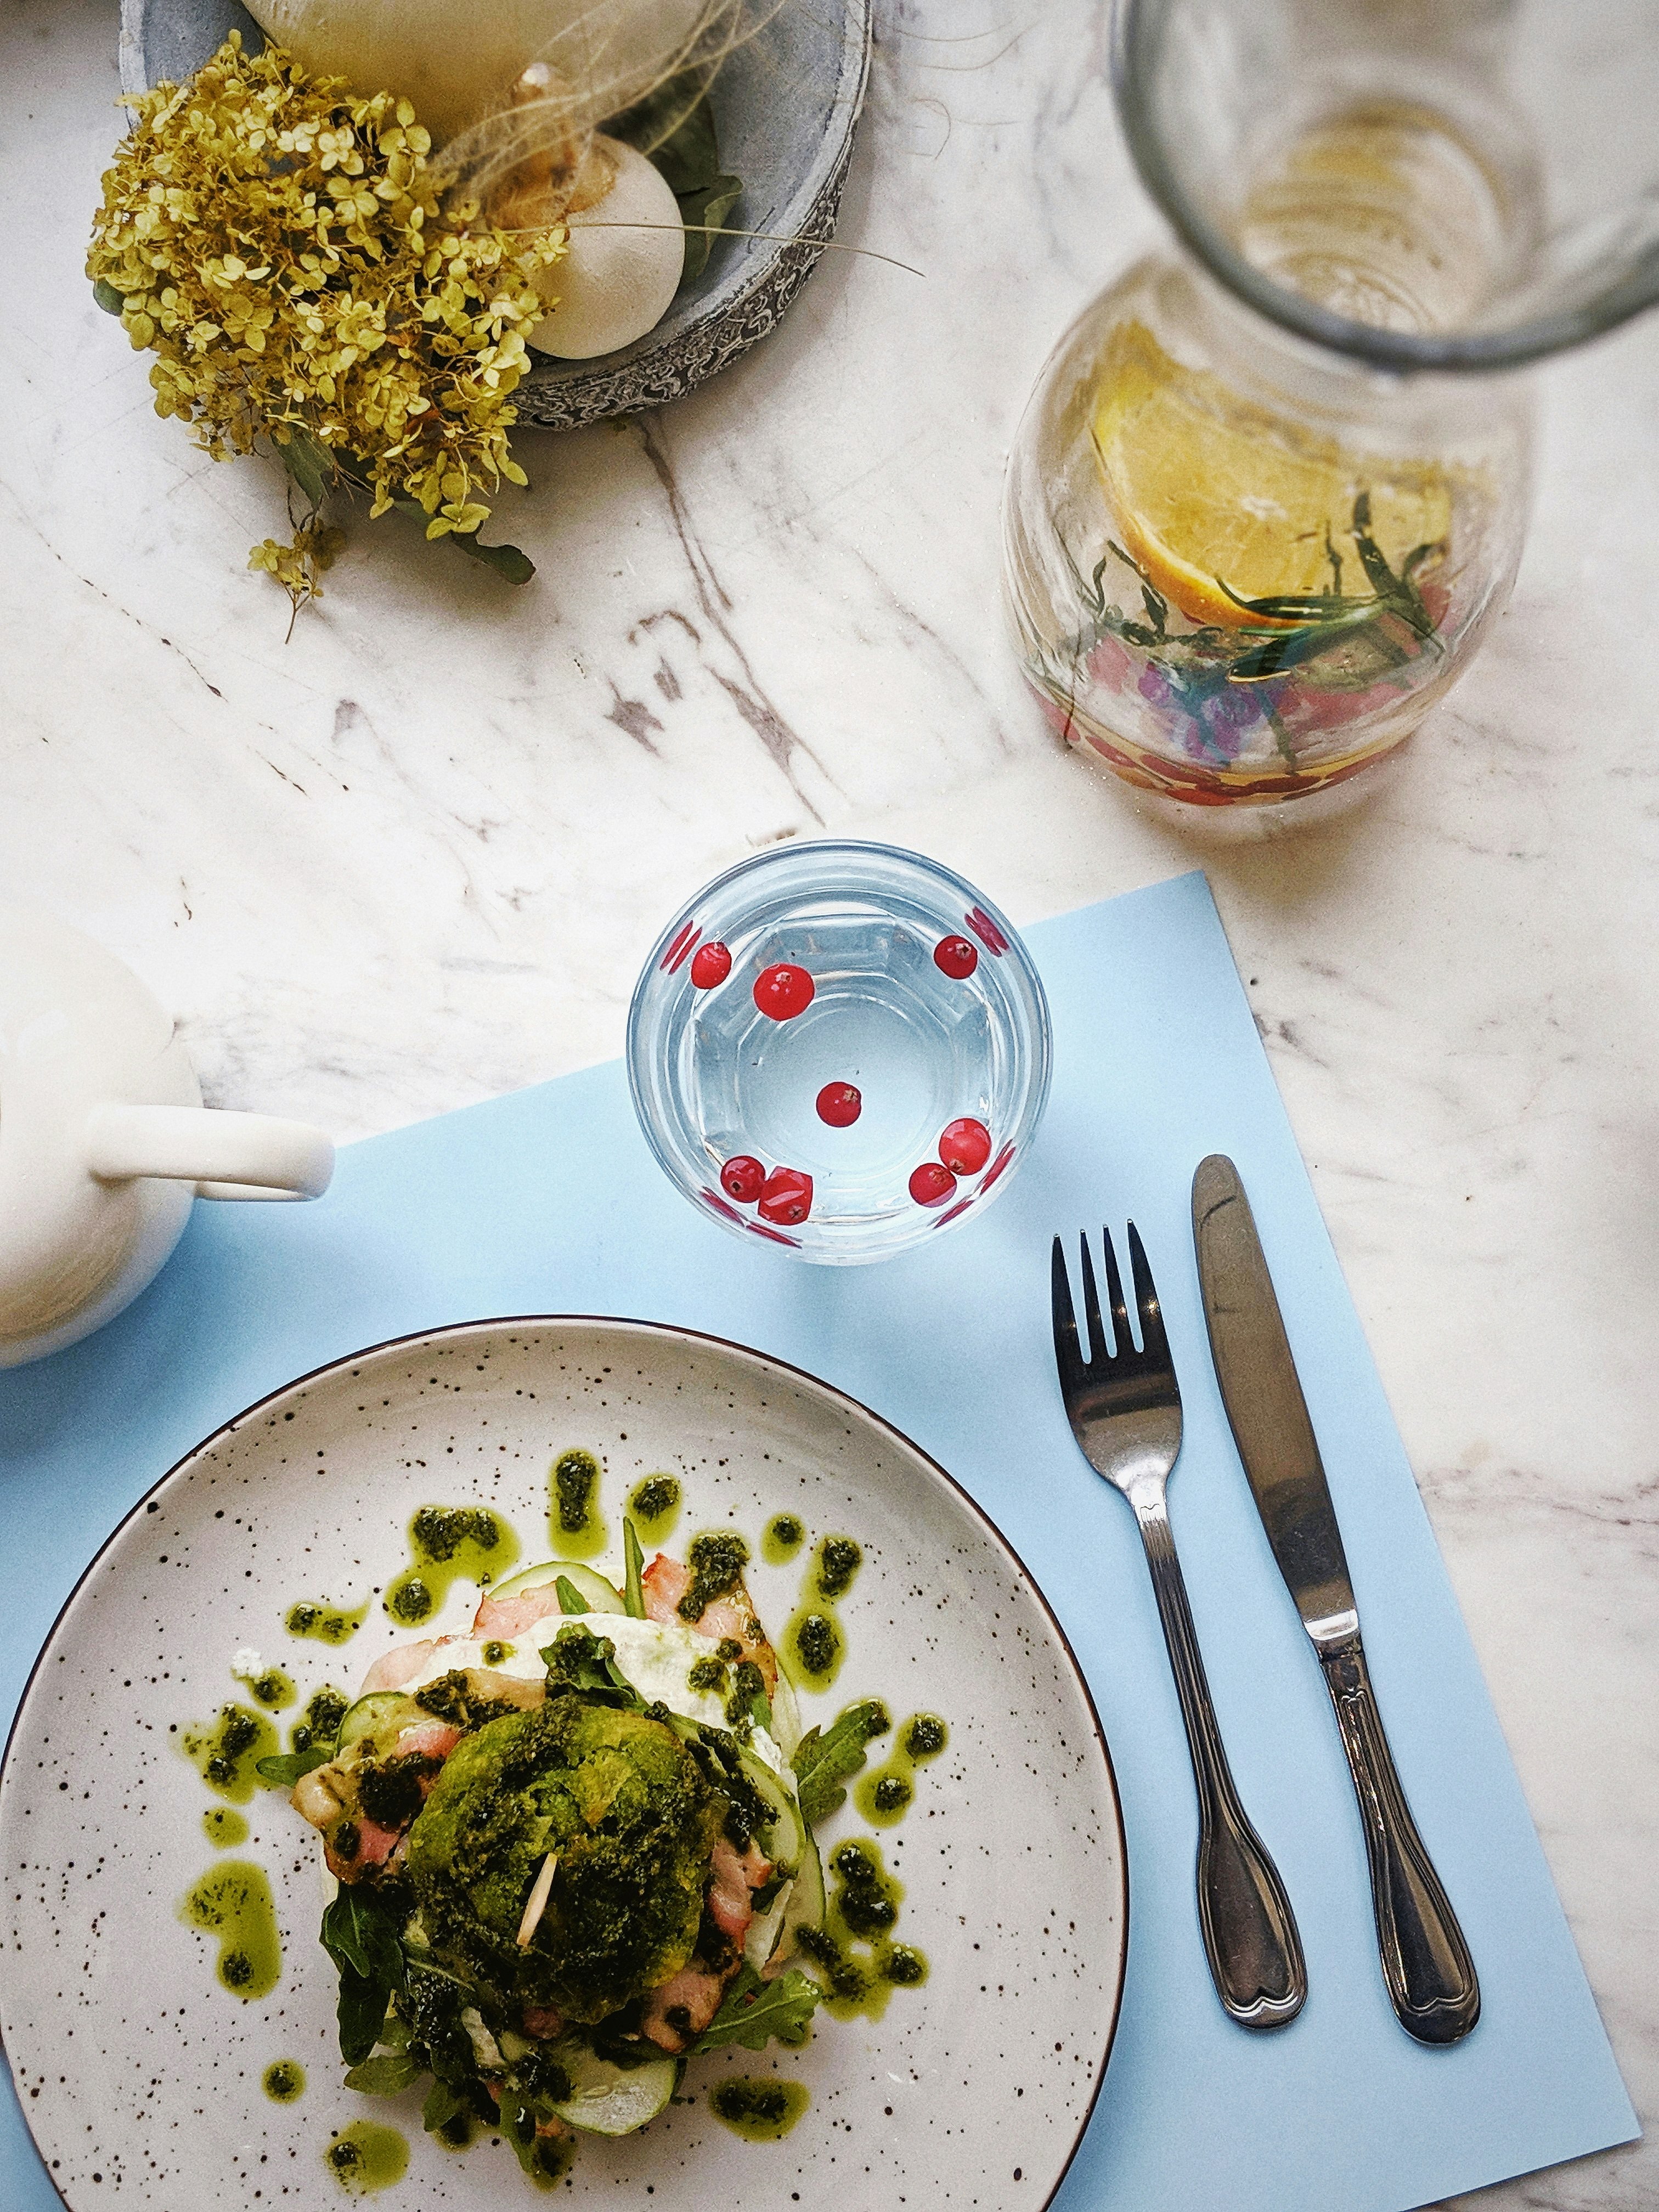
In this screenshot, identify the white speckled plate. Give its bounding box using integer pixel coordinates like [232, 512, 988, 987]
[0, 1318, 1126, 2209]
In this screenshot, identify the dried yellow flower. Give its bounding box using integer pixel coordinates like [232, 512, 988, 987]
[86, 33, 564, 616]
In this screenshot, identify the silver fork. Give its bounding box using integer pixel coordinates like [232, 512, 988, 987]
[1052, 1223, 1307, 2030]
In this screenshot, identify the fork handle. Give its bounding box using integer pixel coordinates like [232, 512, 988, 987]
[1136, 1497, 1307, 2030]
[1319, 1633, 1480, 2044]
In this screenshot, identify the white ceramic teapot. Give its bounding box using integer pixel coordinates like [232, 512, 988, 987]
[0, 902, 335, 1368]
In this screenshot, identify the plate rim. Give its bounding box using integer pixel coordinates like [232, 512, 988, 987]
[1, 1311, 1129, 2212]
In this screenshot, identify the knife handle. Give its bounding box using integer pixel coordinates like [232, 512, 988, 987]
[1320, 1634, 1480, 2045]
[1136, 1499, 1307, 2030]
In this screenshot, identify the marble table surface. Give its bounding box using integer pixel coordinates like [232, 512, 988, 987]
[4, 1, 1656, 2204]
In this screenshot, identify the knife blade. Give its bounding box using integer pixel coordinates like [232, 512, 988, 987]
[1191, 1154, 1480, 2046]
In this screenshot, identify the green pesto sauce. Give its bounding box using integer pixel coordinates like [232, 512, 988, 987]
[325, 2121, 409, 2195]
[786, 1606, 844, 1687]
[797, 1838, 926, 2022]
[812, 1534, 862, 1601]
[291, 1685, 349, 1756]
[235, 1663, 295, 1710]
[202, 1807, 249, 1849]
[708, 2076, 811, 2140]
[263, 2059, 305, 2102]
[182, 1703, 280, 1803]
[285, 1599, 368, 1646]
[678, 1530, 750, 1621]
[856, 1711, 949, 1828]
[629, 1474, 682, 1541]
[761, 1513, 805, 1566]
[384, 1504, 521, 1624]
[431, 2107, 477, 2153]
[481, 1640, 513, 1666]
[548, 1448, 607, 1561]
[180, 1860, 281, 2000]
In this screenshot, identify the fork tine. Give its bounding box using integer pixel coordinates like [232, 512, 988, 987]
[1050, 1235, 1085, 1386]
[1077, 1233, 1105, 1365]
[1100, 1224, 1133, 1356]
[1126, 1221, 1169, 1362]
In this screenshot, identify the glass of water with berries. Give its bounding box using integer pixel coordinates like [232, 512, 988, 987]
[627, 842, 1052, 1264]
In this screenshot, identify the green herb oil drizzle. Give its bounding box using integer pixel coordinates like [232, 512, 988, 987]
[796, 1838, 927, 2021]
[628, 1473, 682, 1542]
[548, 1448, 607, 1560]
[324, 2121, 409, 2194]
[202, 1807, 249, 1849]
[856, 1711, 950, 1828]
[708, 2076, 811, 2140]
[383, 1505, 521, 1625]
[179, 1860, 281, 1999]
[181, 1703, 280, 1803]
[761, 1512, 805, 1565]
[263, 2059, 306, 2102]
[285, 1599, 369, 1646]
[785, 1533, 862, 1688]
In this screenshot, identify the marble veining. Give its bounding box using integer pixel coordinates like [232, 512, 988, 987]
[3, 1, 1657, 2205]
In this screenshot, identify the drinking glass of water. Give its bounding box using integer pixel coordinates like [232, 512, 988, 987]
[1004, 0, 1659, 806]
[627, 842, 1052, 1263]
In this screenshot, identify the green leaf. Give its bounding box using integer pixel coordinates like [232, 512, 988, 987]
[447, 531, 534, 586]
[336, 1967, 393, 2067]
[345, 2051, 420, 2096]
[792, 1699, 890, 1829]
[271, 425, 334, 511]
[692, 1964, 821, 2052]
[676, 172, 742, 281]
[623, 1519, 646, 1620]
[321, 1890, 405, 1988]
[92, 278, 126, 317]
[255, 1745, 331, 1788]
[555, 1576, 590, 1616]
[422, 2077, 466, 2135]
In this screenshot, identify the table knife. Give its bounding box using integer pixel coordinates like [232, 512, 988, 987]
[1191, 1154, 1480, 2046]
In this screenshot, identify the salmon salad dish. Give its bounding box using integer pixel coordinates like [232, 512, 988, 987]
[262, 1528, 890, 2186]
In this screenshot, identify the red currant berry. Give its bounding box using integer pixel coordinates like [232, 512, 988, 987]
[934, 935, 979, 980]
[721, 1155, 766, 1205]
[939, 1117, 992, 1174]
[758, 1167, 813, 1226]
[909, 1161, 957, 1208]
[816, 1081, 862, 1128]
[753, 963, 815, 1020]
[691, 940, 732, 989]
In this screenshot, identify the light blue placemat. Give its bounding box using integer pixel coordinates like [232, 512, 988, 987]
[0, 871, 1637, 2210]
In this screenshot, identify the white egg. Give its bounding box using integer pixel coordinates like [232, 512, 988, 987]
[523, 138, 687, 359]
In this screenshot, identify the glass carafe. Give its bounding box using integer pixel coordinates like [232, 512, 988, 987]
[1005, 0, 1659, 807]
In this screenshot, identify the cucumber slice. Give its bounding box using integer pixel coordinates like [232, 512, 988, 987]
[738, 1747, 805, 1875]
[546, 2042, 678, 2136]
[336, 1691, 426, 1751]
[487, 1560, 627, 1615]
[783, 1833, 825, 1943]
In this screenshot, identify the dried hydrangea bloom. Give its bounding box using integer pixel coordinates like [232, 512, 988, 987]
[86, 33, 565, 614]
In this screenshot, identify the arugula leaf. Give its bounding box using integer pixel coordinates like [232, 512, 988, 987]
[321, 1890, 405, 1987]
[623, 1517, 646, 1619]
[344, 2051, 420, 2096]
[692, 1964, 821, 2052]
[255, 1745, 331, 1788]
[320, 1890, 405, 2067]
[92, 278, 126, 316]
[792, 1699, 891, 1829]
[555, 1576, 590, 1615]
[335, 1966, 393, 2067]
[422, 2076, 467, 2135]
